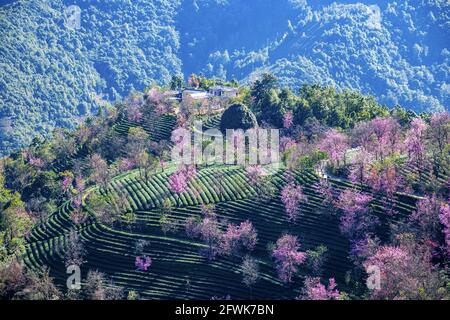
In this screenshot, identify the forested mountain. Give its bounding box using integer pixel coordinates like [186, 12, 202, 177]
[184, 0, 449, 113]
[0, 0, 181, 155]
[0, 0, 449, 155]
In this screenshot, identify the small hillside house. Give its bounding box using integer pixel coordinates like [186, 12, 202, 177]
[208, 86, 238, 98]
[179, 86, 239, 114]
[182, 89, 211, 101]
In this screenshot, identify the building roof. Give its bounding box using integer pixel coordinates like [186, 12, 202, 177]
[183, 88, 206, 93]
[186, 91, 212, 100]
[209, 86, 238, 92]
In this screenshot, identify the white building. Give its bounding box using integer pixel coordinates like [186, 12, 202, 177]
[208, 86, 238, 98]
[182, 89, 212, 101]
[177, 86, 239, 115]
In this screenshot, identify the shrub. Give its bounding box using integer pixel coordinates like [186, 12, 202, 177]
[220, 103, 257, 133]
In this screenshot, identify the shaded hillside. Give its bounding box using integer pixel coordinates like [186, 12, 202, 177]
[0, 0, 182, 155]
[189, 0, 449, 113]
[1, 0, 449, 156]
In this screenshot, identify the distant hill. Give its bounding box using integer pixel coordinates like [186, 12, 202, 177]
[0, 0, 449, 155]
[185, 0, 449, 113]
[0, 0, 182, 155]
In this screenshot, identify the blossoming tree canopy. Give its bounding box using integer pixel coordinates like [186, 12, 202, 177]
[135, 256, 152, 271]
[272, 234, 307, 283]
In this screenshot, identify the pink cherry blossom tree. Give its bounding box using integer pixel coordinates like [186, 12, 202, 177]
[362, 234, 448, 300]
[353, 117, 402, 160]
[281, 183, 308, 222]
[221, 220, 258, 255]
[313, 178, 335, 211]
[135, 256, 152, 271]
[280, 136, 297, 154]
[272, 234, 307, 283]
[199, 212, 223, 260]
[410, 195, 449, 249]
[185, 216, 201, 238]
[62, 175, 74, 195]
[169, 170, 188, 193]
[146, 87, 163, 105]
[405, 118, 428, 170]
[283, 137, 314, 171]
[348, 149, 373, 185]
[62, 174, 85, 209]
[334, 189, 375, 239]
[318, 129, 349, 168]
[185, 206, 223, 260]
[70, 207, 88, 225]
[125, 95, 144, 123]
[364, 245, 408, 299]
[28, 157, 45, 169]
[240, 256, 259, 298]
[155, 103, 170, 117]
[127, 106, 143, 123]
[439, 204, 450, 255]
[299, 277, 341, 300]
[88, 154, 111, 189]
[246, 165, 264, 185]
[169, 165, 197, 194]
[64, 231, 86, 267]
[364, 159, 406, 202]
[349, 234, 380, 266]
[72, 176, 85, 209]
[118, 158, 135, 173]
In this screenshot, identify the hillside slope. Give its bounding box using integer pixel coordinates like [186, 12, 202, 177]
[1, 79, 449, 300]
[0, 0, 181, 155]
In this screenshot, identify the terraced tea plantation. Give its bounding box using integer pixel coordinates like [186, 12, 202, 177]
[22, 154, 421, 299]
[50, 107, 177, 174]
[21, 95, 450, 302]
[114, 112, 177, 144]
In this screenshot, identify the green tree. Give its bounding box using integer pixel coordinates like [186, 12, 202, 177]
[170, 75, 184, 90]
[250, 74, 285, 127]
[220, 103, 257, 132]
